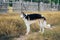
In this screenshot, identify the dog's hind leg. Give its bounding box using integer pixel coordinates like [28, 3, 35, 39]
[43, 20, 47, 28]
[39, 20, 44, 33]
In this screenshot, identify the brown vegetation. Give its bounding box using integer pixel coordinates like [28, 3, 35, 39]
[0, 11, 60, 40]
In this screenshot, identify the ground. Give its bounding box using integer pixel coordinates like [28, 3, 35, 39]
[0, 11, 60, 40]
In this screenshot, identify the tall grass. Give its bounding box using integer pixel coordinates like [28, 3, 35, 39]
[0, 13, 26, 40]
[0, 11, 60, 40]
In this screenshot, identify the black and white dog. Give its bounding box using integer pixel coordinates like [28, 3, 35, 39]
[20, 12, 52, 35]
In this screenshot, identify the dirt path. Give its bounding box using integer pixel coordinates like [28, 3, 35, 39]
[14, 35, 28, 40]
[13, 32, 38, 40]
[16, 36, 26, 40]
[14, 32, 43, 40]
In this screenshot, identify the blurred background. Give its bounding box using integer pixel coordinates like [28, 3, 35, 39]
[0, 0, 60, 13]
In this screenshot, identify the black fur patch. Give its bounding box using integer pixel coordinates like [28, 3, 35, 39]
[25, 14, 46, 20]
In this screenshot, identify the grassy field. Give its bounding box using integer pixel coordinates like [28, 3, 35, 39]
[0, 11, 60, 40]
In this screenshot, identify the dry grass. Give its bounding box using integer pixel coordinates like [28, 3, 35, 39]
[0, 13, 26, 40]
[0, 11, 60, 40]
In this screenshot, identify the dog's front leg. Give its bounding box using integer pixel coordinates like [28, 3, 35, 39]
[25, 21, 30, 35]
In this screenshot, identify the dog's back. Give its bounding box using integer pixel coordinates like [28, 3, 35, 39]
[25, 14, 46, 20]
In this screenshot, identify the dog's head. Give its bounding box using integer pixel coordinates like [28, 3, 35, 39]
[20, 12, 27, 18]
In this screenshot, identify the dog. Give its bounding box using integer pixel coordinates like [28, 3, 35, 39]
[20, 12, 52, 35]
